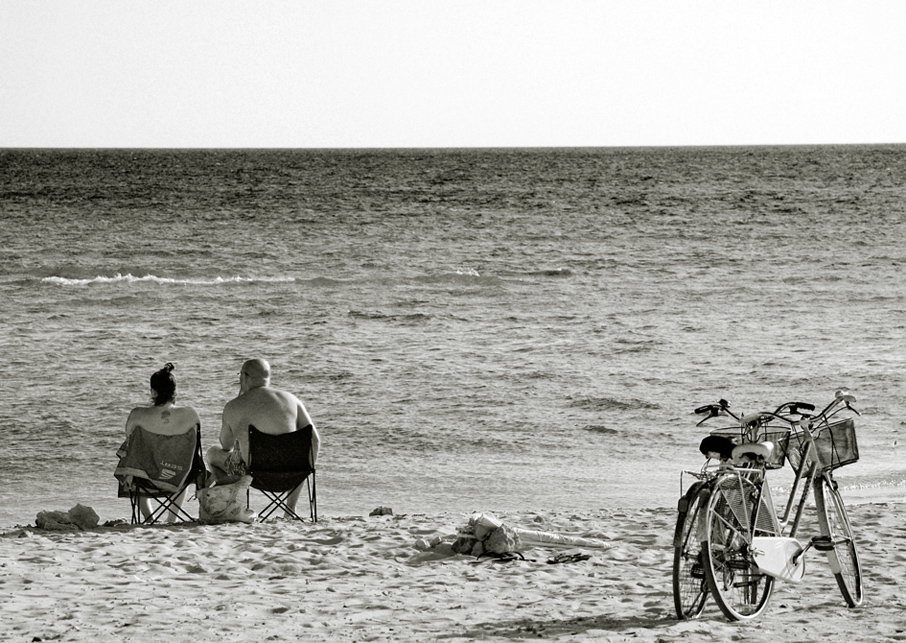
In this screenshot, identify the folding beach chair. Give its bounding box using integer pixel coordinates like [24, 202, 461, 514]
[246, 425, 317, 522]
[115, 424, 206, 525]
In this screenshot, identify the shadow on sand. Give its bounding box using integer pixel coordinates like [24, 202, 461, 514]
[444, 612, 677, 640]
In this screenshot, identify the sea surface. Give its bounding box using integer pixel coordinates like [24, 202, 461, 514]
[1, 146, 905, 529]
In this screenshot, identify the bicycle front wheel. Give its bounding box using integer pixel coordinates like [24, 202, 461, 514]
[701, 474, 774, 621]
[814, 475, 863, 607]
[672, 483, 708, 619]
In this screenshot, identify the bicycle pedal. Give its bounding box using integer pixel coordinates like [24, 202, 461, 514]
[691, 564, 705, 578]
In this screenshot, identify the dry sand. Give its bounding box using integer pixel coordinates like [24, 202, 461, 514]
[1, 503, 903, 642]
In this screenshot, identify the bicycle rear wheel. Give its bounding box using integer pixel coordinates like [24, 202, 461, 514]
[814, 475, 863, 607]
[701, 474, 774, 621]
[672, 483, 708, 619]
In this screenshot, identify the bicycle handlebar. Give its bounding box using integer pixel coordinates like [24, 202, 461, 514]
[693, 399, 738, 425]
[814, 389, 860, 420]
[772, 401, 816, 416]
[693, 390, 859, 430]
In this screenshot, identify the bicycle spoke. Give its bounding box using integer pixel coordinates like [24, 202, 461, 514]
[702, 476, 773, 620]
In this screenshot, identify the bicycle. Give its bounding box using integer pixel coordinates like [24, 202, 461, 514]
[672, 390, 863, 621]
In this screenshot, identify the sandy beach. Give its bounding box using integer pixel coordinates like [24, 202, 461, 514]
[1, 503, 903, 643]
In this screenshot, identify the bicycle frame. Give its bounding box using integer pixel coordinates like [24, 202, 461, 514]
[674, 390, 863, 620]
[775, 436, 818, 537]
[774, 393, 860, 538]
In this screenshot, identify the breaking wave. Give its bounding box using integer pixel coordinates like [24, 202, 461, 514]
[41, 273, 297, 287]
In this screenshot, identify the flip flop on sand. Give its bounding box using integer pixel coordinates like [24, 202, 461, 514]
[546, 552, 591, 564]
[476, 551, 526, 563]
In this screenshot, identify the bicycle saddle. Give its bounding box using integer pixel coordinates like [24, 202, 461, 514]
[699, 435, 736, 460]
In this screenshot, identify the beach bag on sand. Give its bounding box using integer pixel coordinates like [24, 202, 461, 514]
[197, 475, 257, 524]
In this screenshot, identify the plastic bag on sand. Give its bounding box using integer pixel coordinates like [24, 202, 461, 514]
[484, 523, 521, 554]
[197, 475, 257, 524]
[470, 512, 502, 539]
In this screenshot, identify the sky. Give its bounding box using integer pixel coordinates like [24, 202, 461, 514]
[2, 1, 905, 148]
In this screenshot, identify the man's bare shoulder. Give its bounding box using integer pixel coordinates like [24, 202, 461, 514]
[224, 392, 249, 411]
[244, 386, 298, 405]
[224, 390, 267, 420]
[272, 387, 303, 403]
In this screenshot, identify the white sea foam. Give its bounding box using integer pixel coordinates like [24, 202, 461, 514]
[41, 273, 296, 286]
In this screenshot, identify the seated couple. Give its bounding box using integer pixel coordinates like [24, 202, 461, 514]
[124, 358, 320, 522]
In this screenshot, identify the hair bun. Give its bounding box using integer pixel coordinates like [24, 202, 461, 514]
[150, 362, 177, 406]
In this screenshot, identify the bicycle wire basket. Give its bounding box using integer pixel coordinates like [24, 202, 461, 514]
[788, 418, 859, 472]
[708, 424, 791, 470]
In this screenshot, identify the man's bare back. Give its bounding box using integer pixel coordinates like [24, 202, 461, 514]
[222, 385, 315, 461]
[207, 358, 320, 490]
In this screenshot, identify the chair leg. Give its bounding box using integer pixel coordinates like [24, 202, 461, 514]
[129, 491, 141, 525]
[255, 480, 314, 522]
[145, 498, 194, 524]
[310, 475, 317, 522]
[248, 472, 317, 523]
[132, 485, 195, 525]
[258, 489, 304, 522]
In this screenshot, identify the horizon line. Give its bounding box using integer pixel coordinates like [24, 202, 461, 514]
[3, 141, 906, 152]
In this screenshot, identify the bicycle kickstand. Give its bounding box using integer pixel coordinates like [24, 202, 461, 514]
[792, 535, 836, 566]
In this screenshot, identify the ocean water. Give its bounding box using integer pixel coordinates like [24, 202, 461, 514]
[1, 146, 905, 528]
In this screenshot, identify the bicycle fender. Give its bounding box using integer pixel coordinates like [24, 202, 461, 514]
[673, 482, 705, 547]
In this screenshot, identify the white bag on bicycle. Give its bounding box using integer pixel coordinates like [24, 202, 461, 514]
[752, 536, 806, 582]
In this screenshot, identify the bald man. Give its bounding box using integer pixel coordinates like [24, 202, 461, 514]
[207, 358, 320, 516]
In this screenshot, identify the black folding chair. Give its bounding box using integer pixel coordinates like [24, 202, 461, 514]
[247, 425, 317, 522]
[116, 425, 206, 525]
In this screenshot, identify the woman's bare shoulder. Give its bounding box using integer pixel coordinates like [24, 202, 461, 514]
[170, 406, 201, 427]
[129, 405, 196, 419]
[129, 405, 199, 434]
[127, 406, 154, 422]
[172, 405, 200, 417]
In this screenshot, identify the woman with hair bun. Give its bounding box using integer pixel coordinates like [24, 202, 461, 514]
[124, 363, 201, 522]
